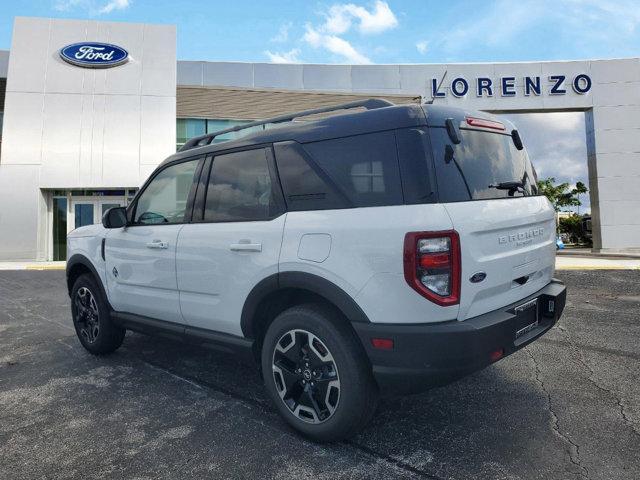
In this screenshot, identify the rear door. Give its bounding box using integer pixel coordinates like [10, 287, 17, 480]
[176, 147, 286, 337]
[105, 157, 202, 323]
[427, 119, 556, 320]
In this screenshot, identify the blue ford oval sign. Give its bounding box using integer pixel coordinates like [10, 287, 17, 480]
[59, 42, 129, 68]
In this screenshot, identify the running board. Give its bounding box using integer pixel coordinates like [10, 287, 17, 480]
[111, 312, 255, 363]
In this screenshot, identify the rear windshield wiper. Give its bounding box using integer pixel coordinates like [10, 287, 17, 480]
[488, 181, 527, 196]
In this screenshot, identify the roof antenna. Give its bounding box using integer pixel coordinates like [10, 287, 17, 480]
[425, 69, 447, 104]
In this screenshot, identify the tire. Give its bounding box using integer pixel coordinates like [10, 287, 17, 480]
[70, 273, 125, 355]
[261, 303, 378, 442]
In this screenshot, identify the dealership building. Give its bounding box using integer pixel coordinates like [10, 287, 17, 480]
[0, 16, 638, 260]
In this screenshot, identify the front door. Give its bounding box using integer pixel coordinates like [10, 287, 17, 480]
[105, 157, 202, 324]
[176, 147, 286, 336]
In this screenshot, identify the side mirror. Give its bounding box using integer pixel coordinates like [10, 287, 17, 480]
[102, 207, 127, 229]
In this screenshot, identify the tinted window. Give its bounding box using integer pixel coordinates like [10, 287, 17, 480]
[395, 128, 437, 204]
[274, 141, 349, 211]
[303, 131, 403, 207]
[429, 127, 538, 202]
[204, 148, 277, 222]
[134, 160, 199, 224]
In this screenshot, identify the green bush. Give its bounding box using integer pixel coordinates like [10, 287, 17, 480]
[558, 215, 590, 245]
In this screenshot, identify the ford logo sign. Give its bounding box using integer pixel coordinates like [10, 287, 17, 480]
[59, 42, 129, 68]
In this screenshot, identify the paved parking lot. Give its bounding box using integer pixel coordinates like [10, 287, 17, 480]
[1, 270, 638, 480]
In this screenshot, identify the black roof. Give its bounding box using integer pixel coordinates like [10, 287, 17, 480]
[163, 101, 424, 166]
[161, 100, 515, 167]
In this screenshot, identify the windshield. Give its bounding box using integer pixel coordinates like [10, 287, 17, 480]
[429, 127, 538, 202]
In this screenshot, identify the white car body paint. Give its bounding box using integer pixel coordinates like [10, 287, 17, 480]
[68, 195, 555, 327]
[280, 204, 458, 324]
[175, 215, 287, 336]
[105, 224, 185, 323]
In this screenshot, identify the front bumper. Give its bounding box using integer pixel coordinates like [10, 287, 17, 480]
[352, 279, 566, 394]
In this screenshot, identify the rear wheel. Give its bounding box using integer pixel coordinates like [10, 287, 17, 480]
[261, 304, 378, 442]
[71, 274, 125, 354]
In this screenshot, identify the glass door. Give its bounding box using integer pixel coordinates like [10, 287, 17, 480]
[69, 198, 126, 230]
[52, 197, 68, 261]
[74, 202, 95, 229]
[49, 191, 129, 261]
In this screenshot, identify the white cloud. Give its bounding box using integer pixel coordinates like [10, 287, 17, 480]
[516, 111, 584, 133]
[54, 0, 130, 15]
[503, 112, 590, 211]
[416, 40, 428, 55]
[303, 25, 372, 64]
[270, 22, 292, 43]
[267, 2, 395, 65]
[323, 1, 398, 35]
[264, 48, 302, 63]
[99, 0, 129, 14]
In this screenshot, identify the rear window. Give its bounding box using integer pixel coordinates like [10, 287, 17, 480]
[429, 127, 538, 202]
[302, 131, 403, 208]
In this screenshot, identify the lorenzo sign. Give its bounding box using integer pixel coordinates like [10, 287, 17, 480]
[59, 42, 129, 68]
[431, 74, 592, 98]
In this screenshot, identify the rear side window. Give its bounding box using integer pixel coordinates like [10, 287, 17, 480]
[273, 141, 349, 211]
[203, 148, 279, 222]
[303, 131, 403, 208]
[429, 127, 538, 202]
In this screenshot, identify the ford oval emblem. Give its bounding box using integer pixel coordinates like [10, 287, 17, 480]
[59, 42, 129, 68]
[470, 272, 487, 283]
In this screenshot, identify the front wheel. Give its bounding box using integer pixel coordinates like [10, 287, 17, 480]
[71, 273, 125, 354]
[261, 304, 378, 442]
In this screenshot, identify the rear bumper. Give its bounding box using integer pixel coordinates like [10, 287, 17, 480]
[352, 279, 566, 394]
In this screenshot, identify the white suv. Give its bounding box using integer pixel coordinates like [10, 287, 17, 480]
[66, 99, 566, 441]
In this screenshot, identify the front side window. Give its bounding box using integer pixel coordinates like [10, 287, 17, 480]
[134, 160, 200, 224]
[204, 148, 278, 222]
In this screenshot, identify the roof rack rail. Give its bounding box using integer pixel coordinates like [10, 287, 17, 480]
[178, 98, 395, 152]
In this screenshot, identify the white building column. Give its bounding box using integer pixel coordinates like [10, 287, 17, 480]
[588, 59, 640, 253]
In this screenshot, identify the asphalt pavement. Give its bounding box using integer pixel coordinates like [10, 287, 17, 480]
[1, 270, 638, 479]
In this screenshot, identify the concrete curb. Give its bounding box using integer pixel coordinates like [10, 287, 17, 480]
[556, 265, 640, 270]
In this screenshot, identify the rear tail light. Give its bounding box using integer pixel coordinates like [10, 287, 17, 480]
[403, 231, 461, 306]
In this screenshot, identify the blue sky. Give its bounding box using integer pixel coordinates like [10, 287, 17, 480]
[0, 0, 639, 64]
[1, 0, 632, 212]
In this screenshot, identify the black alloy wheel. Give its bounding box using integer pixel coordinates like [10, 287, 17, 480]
[71, 273, 125, 354]
[74, 286, 100, 344]
[272, 329, 341, 424]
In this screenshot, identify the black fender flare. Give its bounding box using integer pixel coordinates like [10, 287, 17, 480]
[66, 254, 109, 304]
[240, 271, 370, 338]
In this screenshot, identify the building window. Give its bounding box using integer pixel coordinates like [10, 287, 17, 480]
[176, 119, 206, 150]
[176, 118, 267, 150]
[52, 197, 67, 261]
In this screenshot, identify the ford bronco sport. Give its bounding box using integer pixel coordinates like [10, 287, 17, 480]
[66, 99, 566, 441]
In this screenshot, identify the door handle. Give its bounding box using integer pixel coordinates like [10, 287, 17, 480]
[146, 240, 168, 249]
[230, 242, 262, 252]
